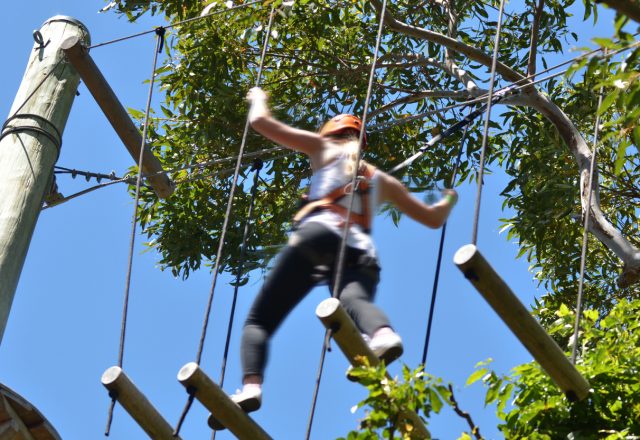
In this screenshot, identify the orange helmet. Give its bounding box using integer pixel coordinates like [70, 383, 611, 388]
[319, 114, 367, 146]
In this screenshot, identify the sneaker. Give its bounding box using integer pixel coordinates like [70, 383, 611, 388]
[346, 331, 403, 381]
[232, 386, 262, 412]
[207, 386, 262, 430]
[369, 331, 404, 365]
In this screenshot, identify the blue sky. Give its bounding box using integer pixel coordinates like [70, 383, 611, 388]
[0, 1, 617, 439]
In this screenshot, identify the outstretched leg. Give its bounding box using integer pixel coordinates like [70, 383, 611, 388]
[339, 255, 403, 364]
[241, 243, 317, 381]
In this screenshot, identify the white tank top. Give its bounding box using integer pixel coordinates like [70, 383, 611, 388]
[298, 146, 379, 256]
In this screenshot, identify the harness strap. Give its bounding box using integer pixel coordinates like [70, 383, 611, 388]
[293, 162, 376, 232]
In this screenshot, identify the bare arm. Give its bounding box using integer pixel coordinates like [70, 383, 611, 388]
[378, 171, 457, 228]
[247, 87, 324, 156]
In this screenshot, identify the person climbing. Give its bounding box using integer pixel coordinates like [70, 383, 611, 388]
[218, 87, 458, 421]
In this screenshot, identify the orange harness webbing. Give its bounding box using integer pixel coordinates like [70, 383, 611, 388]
[293, 162, 377, 232]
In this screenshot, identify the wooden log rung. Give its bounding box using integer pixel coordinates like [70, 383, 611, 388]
[454, 244, 591, 401]
[177, 362, 272, 440]
[316, 298, 431, 440]
[101, 366, 180, 440]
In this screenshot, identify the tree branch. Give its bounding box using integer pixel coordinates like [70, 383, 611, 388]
[595, 0, 640, 23]
[448, 384, 484, 440]
[441, 0, 484, 94]
[380, 53, 483, 94]
[370, 0, 640, 286]
[445, 0, 458, 40]
[369, 90, 472, 118]
[522, 92, 640, 287]
[527, 0, 545, 77]
[369, 0, 526, 83]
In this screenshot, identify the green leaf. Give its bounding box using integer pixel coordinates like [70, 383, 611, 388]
[127, 107, 146, 120]
[466, 368, 488, 386]
[592, 37, 618, 49]
[632, 126, 640, 148]
[429, 388, 443, 413]
[613, 138, 630, 175]
[597, 89, 619, 115]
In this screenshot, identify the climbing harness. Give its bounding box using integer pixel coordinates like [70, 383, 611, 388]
[293, 161, 377, 233]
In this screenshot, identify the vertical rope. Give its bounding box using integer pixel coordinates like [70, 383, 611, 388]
[105, 27, 165, 436]
[211, 159, 263, 440]
[421, 114, 473, 366]
[305, 1, 389, 438]
[470, 0, 506, 245]
[173, 8, 276, 435]
[304, 336, 330, 440]
[571, 79, 605, 364]
[194, 5, 275, 367]
[217, 159, 263, 388]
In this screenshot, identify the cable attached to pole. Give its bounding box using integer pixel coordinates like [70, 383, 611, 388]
[105, 26, 165, 437]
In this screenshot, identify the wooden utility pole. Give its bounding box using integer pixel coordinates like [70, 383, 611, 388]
[0, 16, 90, 344]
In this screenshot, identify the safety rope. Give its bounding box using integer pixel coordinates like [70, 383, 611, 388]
[305, 1, 389, 438]
[90, 0, 265, 49]
[421, 109, 475, 366]
[105, 26, 165, 436]
[217, 159, 263, 388]
[173, 7, 277, 435]
[211, 159, 263, 440]
[571, 72, 605, 365]
[386, 95, 513, 176]
[42, 35, 640, 211]
[370, 37, 640, 133]
[470, 0, 506, 245]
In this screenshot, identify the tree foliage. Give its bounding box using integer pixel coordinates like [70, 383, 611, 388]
[102, 0, 638, 298]
[470, 299, 640, 438]
[338, 300, 640, 439]
[338, 361, 470, 440]
[99, 0, 640, 437]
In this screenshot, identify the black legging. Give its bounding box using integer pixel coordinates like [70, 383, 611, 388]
[241, 221, 391, 378]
